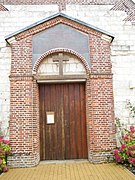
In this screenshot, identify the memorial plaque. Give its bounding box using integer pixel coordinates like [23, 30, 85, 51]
[46, 112, 55, 124]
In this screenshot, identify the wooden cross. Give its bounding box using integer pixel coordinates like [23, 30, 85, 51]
[53, 53, 69, 76]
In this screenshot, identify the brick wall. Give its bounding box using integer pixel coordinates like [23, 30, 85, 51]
[7, 14, 116, 166]
[4, 0, 116, 5]
[2, 0, 135, 19]
[3, 0, 116, 10]
[87, 33, 115, 162]
[1, 4, 135, 165]
[90, 35, 112, 74]
[0, 4, 8, 10]
[88, 76, 115, 162]
[9, 37, 40, 167]
[65, 5, 135, 127]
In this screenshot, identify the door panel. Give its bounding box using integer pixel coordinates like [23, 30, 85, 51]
[39, 83, 88, 160]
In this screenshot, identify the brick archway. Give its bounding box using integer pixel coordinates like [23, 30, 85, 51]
[8, 13, 116, 167]
[35, 50, 89, 160]
[33, 48, 90, 75]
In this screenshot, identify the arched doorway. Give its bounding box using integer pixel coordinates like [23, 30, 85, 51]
[36, 51, 89, 160]
[7, 13, 116, 167]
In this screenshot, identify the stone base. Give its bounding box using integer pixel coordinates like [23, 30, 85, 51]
[7, 152, 40, 168]
[7, 151, 114, 167]
[88, 150, 114, 163]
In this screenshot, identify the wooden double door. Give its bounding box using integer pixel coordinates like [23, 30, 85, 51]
[39, 83, 88, 160]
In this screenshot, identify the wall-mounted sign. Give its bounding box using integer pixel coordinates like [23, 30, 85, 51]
[46, 112, 55, 124]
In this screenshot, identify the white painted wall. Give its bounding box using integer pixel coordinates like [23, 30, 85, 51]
[0, 5, 58, 138]
[65, 5, 135, 128]
[0, 5, 135, 138]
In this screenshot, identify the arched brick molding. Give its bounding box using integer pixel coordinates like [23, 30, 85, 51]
[33, 48, 90, 75]
[0, 4, 8, 11]
[7, 13, 116, 167]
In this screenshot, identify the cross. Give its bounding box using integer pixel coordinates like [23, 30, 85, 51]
[53, 53, 69, 76]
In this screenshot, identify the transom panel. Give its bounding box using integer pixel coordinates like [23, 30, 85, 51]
[37, 52, 86, 76]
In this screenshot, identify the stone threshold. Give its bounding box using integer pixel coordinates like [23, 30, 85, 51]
[40, 159, 88, 164]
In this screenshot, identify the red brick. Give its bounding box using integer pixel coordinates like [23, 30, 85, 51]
[9, 15, 116, 167]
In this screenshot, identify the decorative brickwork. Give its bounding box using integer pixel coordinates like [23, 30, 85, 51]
[124, 9, 135, 21]
[4, 0, 117, 5]
[111, 0, 135, 22]
[8, 14, 116, 167]
[2, 0, 117, 11]
[0, 4, 8, 11]
[33, 48, 90, 74]
[111, 0, 135, 12]
[2, 0, 135, 14]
